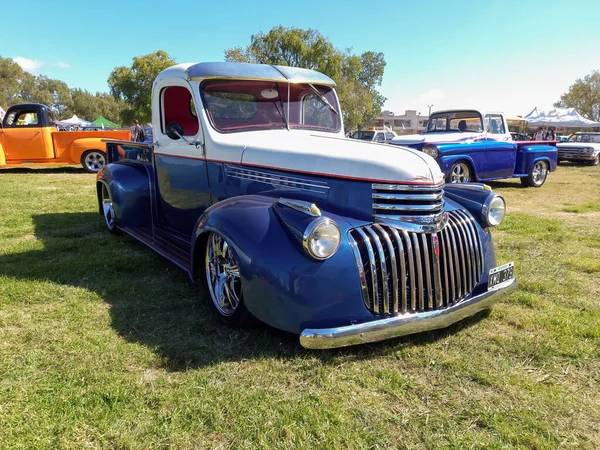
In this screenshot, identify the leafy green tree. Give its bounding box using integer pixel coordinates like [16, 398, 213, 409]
[225, 26, 386, 131]
[108, 50, 177, 124]
[555, 71, 600, 121]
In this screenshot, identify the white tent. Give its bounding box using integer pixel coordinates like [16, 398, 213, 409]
[524, 107, 600, 128]
[0, 106, 5, 120]
[55, 114, 94, 127]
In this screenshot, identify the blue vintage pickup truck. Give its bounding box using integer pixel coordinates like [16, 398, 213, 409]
[390, 110, 558, 187]
[97, 62, 517, 349]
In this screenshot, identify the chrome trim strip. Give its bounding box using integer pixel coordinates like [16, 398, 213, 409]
[402, 230, 416, 312]
[300, 277, 518, 349]
[373, 202, 444, 212]
[227, 167, 330, 191]
[372, 192, 444, 201]
[375, 225, 398, 314]
[277, 198, 321, 217]
[356, 228, 378, 314]
[389, 227, 407, 313]
[372, 183, 444, 191]
[411, 233, 424, 311]
[365, 226, 388, 314]
[348, 232, 370, 310]
[421, 234, 433, 310]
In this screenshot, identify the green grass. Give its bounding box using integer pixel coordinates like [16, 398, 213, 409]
[1, 166, 599, 449]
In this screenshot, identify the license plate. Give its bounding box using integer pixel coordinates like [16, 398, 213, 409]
[488, 262, 514, 290]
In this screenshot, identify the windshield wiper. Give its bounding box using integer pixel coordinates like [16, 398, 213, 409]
[308, 84, 338, 115]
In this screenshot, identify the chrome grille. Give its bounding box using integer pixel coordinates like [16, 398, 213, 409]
[558, 147, 588, 157]
[349, 210, 483, 316]
[372, 182, 445, 226]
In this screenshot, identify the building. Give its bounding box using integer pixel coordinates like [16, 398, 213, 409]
[373, 110, 429, 135]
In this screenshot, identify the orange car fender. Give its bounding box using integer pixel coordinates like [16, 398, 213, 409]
[68, 138, 106, 163]
[0, 139, 5, 165]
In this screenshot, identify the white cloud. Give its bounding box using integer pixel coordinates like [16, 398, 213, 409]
[54, 61, 71, 69]
[13, 57, 44, 74]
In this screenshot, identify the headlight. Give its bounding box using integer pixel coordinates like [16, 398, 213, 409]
[303, 218, 341, 260]
[422, 145, 439, 158]
[484, 195, 506, 227]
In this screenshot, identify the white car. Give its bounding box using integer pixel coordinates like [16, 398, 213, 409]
[557, 132, 600, 166]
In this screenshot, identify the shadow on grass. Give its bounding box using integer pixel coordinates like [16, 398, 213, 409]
[0, 212, 489, 370]
[0, 166, 88, 174]
[486, 180, 525, 189]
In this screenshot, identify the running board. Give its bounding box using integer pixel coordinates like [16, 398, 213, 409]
[120, 226, 191, 272]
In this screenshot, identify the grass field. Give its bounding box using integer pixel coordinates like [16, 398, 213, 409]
[1, 164, 599, 449]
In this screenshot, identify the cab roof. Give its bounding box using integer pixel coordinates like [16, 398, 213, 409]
[157, 62, 336, 87]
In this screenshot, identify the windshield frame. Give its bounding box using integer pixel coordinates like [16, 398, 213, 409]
[424, 110, 484, 134]
[199, 79, 341, 134]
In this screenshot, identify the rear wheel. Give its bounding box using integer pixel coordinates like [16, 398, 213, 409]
[205, 232, 252, 327]
[81, 150, 106, 173]
[447, 162, 471, 183]
[521, 160, 548, 187]
[101, 184, 120, 234]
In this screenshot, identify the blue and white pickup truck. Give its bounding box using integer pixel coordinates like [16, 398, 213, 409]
[390, 110, 558, 187]
[96, 62, 517, 349]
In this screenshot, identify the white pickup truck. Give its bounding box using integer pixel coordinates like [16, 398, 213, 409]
[557, 132, 600, 165]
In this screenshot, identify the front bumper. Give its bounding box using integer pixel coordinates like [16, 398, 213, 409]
[300, 277, 518, 349]
[558, 153, 596, 161]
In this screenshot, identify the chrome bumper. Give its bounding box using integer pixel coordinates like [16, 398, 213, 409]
[300, 277, 518, 349]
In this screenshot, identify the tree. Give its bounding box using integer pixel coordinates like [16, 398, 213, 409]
[554, 71, 600, 121]
[225, 27, 386, 131]
[108, 50, 177, 124]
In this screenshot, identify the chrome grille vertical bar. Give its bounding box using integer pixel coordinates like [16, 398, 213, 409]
[355, 228, 379, 313]
[389, 227, 407, 313]
[421, 234, 433, 310]
[451, 214, 470, 294]
[441, 227, 455, 305]
[411, 234, 424, 311]
[365, 226, 388, 314]
[455, 212, 477, 290]
[402, 230, 416, 311]
[457, 210, 483, 281]
[432, 233, 443, 308]
[446, 221, 463, 298]
[374, 224, 398, 314]
[348, 232, 371, 310]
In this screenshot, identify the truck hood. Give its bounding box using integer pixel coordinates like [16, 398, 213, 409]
[390, 132, 481, 145]
[557, 142, 600, 149]
[235, 131, 443, 184]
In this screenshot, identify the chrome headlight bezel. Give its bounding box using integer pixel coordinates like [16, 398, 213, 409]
[422, 144, 439, 158]
[302, 217, 341, 260]
[483, 194, 506, 227]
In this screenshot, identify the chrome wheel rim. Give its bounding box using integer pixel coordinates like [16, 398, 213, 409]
[85, 152, 106, 172]
[102, 194, 115, 230]
[205, 233, 242, 317]
[532, 161, 547, 185]
[450, 163, 470, 183]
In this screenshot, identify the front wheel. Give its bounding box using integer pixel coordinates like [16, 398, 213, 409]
[81, 150, 107, 173]
[588, 154, 599, 166]
[447, 162, 471, 183]
[521, 160, 548, 187]
[205, 232, 253, 327]
[101, 184, 120, 234]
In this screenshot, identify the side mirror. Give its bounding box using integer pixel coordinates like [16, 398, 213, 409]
[166, 122, 184, 140]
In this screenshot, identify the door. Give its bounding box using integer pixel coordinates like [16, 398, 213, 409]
[3, 108, 49, 160]
[153, 83, 211, 238]
[483, 114, 516, 178]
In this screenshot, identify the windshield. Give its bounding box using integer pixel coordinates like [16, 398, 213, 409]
[200, 80, 340, 133]
[350, 130, 375, 141]
[425, 111, 483, 133]
[568, 133, 600, 143]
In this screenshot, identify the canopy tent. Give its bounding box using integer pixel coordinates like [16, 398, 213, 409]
[523, 107, 600, 128]
[93, 115, 120, 128]
[55, 114, 94, 127]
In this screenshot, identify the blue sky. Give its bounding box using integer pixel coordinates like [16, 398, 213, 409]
[3, 0, 599, 116]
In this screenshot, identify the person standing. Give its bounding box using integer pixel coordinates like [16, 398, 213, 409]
[546, 128, 555, 141]
[535, 127, 544, 141]
[132, 120, 145, 142]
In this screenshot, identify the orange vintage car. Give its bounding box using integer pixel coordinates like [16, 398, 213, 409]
[0, 103, 131, 173]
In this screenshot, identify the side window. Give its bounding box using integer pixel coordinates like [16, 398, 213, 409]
[5, 110, 38, 126]
[385, 132, 394, 140]
[161, 86, 199, 138]
[485, 114, 505, 134]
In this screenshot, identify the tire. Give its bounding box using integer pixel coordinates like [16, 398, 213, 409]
[100, 184, 120, 234]
[81, 150, 107, 173]
[589, 154, 599, 166]
[204, 231, 252, 327]
[521, 160, 548, 188]
[447, 162, 471, 183]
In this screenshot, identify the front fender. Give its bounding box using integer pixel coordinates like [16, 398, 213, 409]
[191, 195, 371, 334]
[69, 137, 106, 162]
